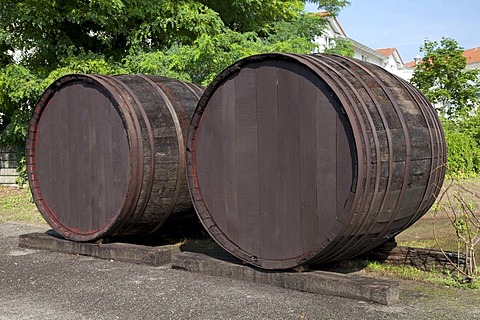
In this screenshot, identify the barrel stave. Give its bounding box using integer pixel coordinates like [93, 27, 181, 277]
[187, 53, 446, 269]
[27, 74, 203, 241]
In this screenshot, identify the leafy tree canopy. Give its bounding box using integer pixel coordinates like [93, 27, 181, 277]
[323, 37, 354, 57]
[0, 0, 349, 147]
[411, 37, 479, 118]
[1, 0, 347, 74]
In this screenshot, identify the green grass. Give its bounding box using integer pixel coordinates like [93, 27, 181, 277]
[182, 238, 220, 250]
[0, 185, 46, 224]
[365, 261, 480, 289]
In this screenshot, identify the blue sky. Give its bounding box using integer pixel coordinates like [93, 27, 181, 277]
[305, 0, 480, 62]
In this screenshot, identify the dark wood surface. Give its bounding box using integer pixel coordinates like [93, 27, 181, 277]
[192, 57, 356, 268]
[34, 82, 130, 235]
[27, 75, 204, 242]
[187, 53, 446, 269]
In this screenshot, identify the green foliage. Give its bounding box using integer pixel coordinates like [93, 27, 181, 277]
[0, 54, 122, 146]
[0, 0, 350, 79]
[456, 110, 480, 143]
[441, 113, 480, 178]
[15, 156, 28, 187]
[1, 0, 347, 72]
[200, 0, 305, 34]
[1, 0, 228, 70]
[122, 12, 327, 85]
[0, 0, 350, 185]
[444, 128, 480, 178]
[366, 260, 480, 289]
[412, 37, 480, 177]
[411, 37, 479, 118]
[323, 38, 354, 57]
[120, 9, 329, 85]
[0, 64, 44, 145]
[308, 0, 350, 16]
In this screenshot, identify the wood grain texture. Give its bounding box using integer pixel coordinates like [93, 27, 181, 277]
[255, 61, 281, 260]
[190, 56, 355, 268]
[27, 75, 204, 242]
[187, 53, 446, 270]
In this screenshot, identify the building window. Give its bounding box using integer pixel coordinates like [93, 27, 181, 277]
[326, 37, 331, 49]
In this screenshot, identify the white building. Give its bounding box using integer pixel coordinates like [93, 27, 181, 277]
[463, 47, 480, 97]
[313, 13, 387, 67]
[313, 13, 346, 53]
[313, 13, 410, 80]
[464, 47, 480, 72]
[313, 12, 480, 87]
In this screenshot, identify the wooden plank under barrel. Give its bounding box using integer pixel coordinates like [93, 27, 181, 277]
[186, 53, 446, 270]
[27, 74, 204, 242]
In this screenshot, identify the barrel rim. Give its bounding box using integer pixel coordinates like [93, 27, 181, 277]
[186, 53, 447, 269]
[186, 53, 366, 269]
[26, 74, 142, 242]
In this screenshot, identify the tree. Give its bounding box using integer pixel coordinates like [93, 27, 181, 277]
[0, 0, 348, 74]
[1, 0, 229, 71]
[411, 37, 479, 118]
[323, 38, 354, 57]
[412, 38, 480, 177]
[0, 0, 350, 153]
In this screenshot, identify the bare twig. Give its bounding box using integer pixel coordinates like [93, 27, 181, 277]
[432, 189, 472, 280]
[432, 180, 479, 281]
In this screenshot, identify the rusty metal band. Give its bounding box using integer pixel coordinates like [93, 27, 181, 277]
[290, 56, 380, 262]
[103, 75, 156, 233]
[325, 56, 409, 260]
[92, 74, 146, 237]
[391, 75, 441, 228]
[412, 85, 447, 181]
[298, 54, 377, 262]
[177, 79, 203, 100]
[318, 54, 396, 261]
[139, 75, 186, 233]
[400, 75, 447, 178]
[352, 66, 413, 253]
[410, 82, 446, 196]
[318, 55, 387, 256]
[190, 83, 206, 97]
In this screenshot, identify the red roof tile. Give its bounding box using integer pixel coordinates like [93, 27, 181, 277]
[404, 61, 416, 68]
[376, 48, 397, 57]
[315, 12, 331, 18]
[405, 47, 480, 67]
[463, 47, 480, 64]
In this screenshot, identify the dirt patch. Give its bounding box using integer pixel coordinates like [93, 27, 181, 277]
[397, 177, 480, 259]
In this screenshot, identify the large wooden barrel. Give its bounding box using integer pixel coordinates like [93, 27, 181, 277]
[186, 53, 446, 270]
[27, 74, 204, 242]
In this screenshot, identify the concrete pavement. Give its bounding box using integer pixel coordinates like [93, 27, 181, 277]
[1, 222, 480, 319]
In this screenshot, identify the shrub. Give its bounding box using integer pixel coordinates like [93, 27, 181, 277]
[444, 128, 480, 178]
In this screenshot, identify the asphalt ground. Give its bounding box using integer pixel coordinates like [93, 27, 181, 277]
[1, 221, 480, 320]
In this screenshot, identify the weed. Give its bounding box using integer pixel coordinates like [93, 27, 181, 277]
[433, 180, 480, 282]
[364, 261, 479, 289]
